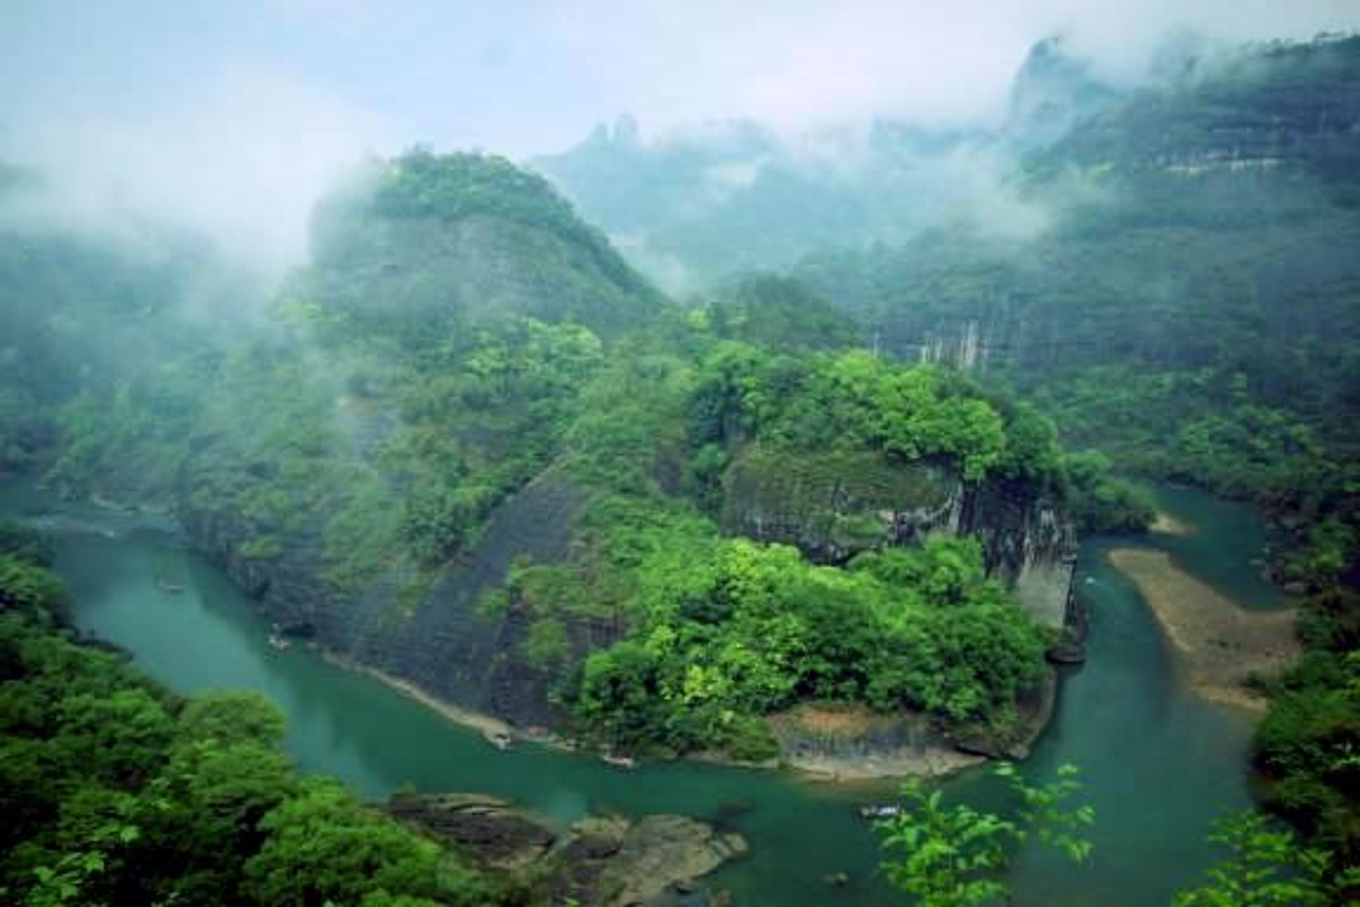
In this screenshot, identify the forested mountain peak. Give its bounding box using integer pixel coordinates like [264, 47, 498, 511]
[299, 149, 662, 342]
[1005, 35, 1127, 148]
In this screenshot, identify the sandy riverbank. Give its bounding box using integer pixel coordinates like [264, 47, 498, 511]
[322, 650, 989, 781]
[318, 651, 515, 739]
[1107, 548, 1297, 711]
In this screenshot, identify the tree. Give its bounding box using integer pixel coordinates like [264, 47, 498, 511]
[244, 777, 490, 906]
[177, 690, 286, 748]
[0, 555, 68, 623]
[876, 763, 1093, 906]
[1172, 811, 1342, 907]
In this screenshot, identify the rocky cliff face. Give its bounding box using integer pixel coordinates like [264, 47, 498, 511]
[179, 465, 589, 728]
[958, 481, 1077, 630]
[1052, 35, 1360, 182]
[720, 446, 1076, 630]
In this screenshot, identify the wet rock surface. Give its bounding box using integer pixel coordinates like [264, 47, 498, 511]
[386, 793, 555, 871]
[384, 793, 748, 906]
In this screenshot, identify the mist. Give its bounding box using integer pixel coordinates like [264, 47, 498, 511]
[2, 0, 1356, 279]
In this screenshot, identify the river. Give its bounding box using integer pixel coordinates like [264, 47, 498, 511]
[0, 480, 1286, 905]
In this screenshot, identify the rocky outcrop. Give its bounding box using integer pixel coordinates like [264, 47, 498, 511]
[720, 448, 954, 562]
[1005, 35, 1126, 151]
[957, 481, 1077, 631]
[387, 794, 555, 871]
[599, 815, 748, 906]
[766, 705, 985, 779]
[384, 793, 747, 907]
[721, 446, 1077, 630]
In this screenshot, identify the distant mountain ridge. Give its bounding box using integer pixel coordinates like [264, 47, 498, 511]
[529, 33, 1130, 285]
[532, 32, 1360, 287]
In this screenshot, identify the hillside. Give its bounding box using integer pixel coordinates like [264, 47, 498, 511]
[793, 36, 1360, 508]
[303, 149, 662, 340]
[783, 35, 1360, 874]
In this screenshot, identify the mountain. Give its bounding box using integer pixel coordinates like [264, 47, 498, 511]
[531, 115, 1007, 288]
[301, 149, 663, 342]
[10, 148, 1088, 765]
[794, 35, 1360, 481]
[530, 36, 1131, 287]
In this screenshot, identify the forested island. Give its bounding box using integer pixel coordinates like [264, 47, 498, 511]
[2, 11, 1359, 907]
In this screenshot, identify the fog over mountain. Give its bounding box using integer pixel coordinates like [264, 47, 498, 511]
[2, 1, 1354, 277]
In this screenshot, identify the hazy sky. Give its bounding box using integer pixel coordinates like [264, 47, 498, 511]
[2, 0, 1355, 266]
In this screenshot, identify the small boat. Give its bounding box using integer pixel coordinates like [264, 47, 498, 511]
[156, 577, 186, 594]
[267, 634, 292, 651]
[601, 753, 636, 770]
[857, 804, 902, 820]
[484, 730, 512, 751]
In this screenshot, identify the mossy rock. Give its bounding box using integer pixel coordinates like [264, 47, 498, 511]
[720, 447, 952, 561]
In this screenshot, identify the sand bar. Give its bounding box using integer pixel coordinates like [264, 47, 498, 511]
[1107, 548, 1297, 711]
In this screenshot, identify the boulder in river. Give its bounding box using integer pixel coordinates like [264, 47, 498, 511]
[599, 814, 749, 905]
[384, 793, 747, 906]
[385, 792, 554, 871]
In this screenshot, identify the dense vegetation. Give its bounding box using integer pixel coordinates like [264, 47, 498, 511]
[874, 766, 1353, 906]
[561, 532, 1044, 758]
[1, 149, 1093, 768]
[779, 35, 1360, 898]
[0, 524, 509, 906]
[503, 339, 1067, 756]
[1251, 575, 1360, 894]
[876, 763, 1093, 907]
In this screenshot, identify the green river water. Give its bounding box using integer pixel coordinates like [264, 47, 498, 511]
[1, 480, 1288, 905]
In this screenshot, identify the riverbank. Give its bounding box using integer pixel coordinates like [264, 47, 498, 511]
[324, 649, 1001, 781]
[762, 681, 1065, 782]
[770, 702, 986, 781]
[1106, 548, 1298, 710]
[319, 650, 517, 740]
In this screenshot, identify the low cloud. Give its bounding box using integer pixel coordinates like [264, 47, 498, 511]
[3, 62, 391, 277]
[1, 0, 1352, 280]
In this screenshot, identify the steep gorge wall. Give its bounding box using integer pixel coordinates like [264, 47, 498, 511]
[178, 467, 588, 728]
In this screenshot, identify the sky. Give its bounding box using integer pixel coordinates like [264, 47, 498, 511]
[1, 0, 1356, 267]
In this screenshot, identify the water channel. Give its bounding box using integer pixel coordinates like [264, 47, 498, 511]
[0, 480, 1286, 905]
